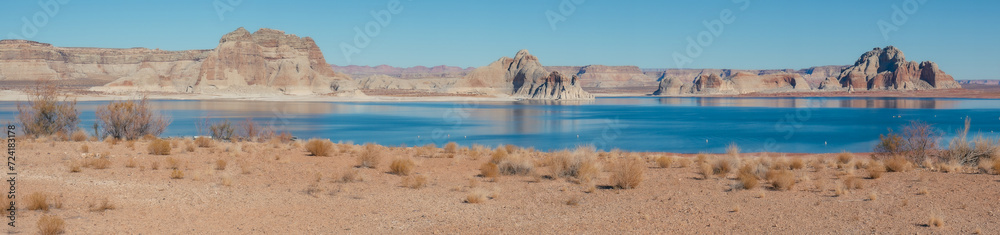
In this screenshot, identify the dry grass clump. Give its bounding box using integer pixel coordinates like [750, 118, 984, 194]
[148, 138, 171, 155]
[735, 163, 759, 190]
[170, 169, 185, 179]
[26, 192, 48, 211]
[790, 158, 805, 170]
[884, 156, 912, 172]
[71, 130, 88, 142]
[479, 162, 500, 179]
[305, 138, 334, 157]
[928, 214, 945, 227]
[79, 143, 89, 153]
[89, 198, 116, 212]
[610, 157, 645, 189]
[868, 160, 886, 179]
[357, 143, 383, 168]
[655, 155, 674, 168]
[550, 147, 600, 183]
[390, 158, 416, 176]
[698, 162, 713, 180]
[713, 157, 737, 177]
[444, 142, 458, 154]
[195, 136, 214, 148]
[465, 190, 489, 203]
[867, 192, 878, 201]
[843, 175, 864, 190]
[165, 157, 181, 170]
[837, 152, 854, 164]
[993, 158, 1000, 175]
[401, 175, 428, 189]
[84, 155, 111, 170]
[489, 147, 533, 176]
[767, 169, 796, 191]
[215, 159, 227, 171]
[340, 169, 364, 183]
[37, 214, 65, 235]
[677, 158, 692, 168]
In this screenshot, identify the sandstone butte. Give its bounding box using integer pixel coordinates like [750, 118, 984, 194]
[654, 46, 961, 96]
[454, 49, 594, 100]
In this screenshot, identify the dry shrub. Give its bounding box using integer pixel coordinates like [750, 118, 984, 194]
[390, 158, 416, 176]
[444, 142, 458, 154]
[340, 169, 364, 183]
[357, 143, 383, 168]
[735, 163, 759, 190]
[551, 147, 600, 183]
[768, 169, 796, 191]
[26, 192, 48, 211]
[37, 214, 65, 235]
[837, 152, 854, 164]
[928, 215, 944, 227]
[790, 158, 805, 170]
[943, 119, 999, 167]
[96, 98, 170, 140]
[491, 148, 533, 176]
[677, 158, 692, 168]
[867, 192, 878, 201]
[465, 190, 489, 203]
[843, 175, 864, 190]
[148, 139, 171, 155]
[89, 198, 116, 212]
[917, 188, 929, 195]
[698, 162, 713, 180]
[17, 80, 80, 137]
[566, 196, 580, 206]
[215, 159, 227, 171]
[195, 136, 214, 148]
[85, 156, 111, 170]
[479, 162, 499, 179]
[656, 156, 674, 168]
[401, 175, 427, 189]
[305, 138, 334, 157]
[235, 118, 271, 142]
[713, 157, 737, 177]
[79, 144, 89, 153]
[868, 160, 886, 179]
[170, 169, 184, 179]
[71, 130, 88, 142]
[884, 156, 912, 172]
[610, 157, 644, 189]
[695, 154, 708, 164]
[992, 158, 1000, 175]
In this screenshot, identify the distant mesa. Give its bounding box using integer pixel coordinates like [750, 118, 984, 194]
[818, 46, 960, 91]
[653, 72, 811, 95]
[0, 27, 358, 96]
[455, 49, 594, 100]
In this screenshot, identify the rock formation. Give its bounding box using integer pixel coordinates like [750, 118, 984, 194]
[0, 27, 356, 96]
[818, 46, 960, 91]
[455, 50, 593, 100]
[653, 72, 811, 95]
[331, 64, 473, 79]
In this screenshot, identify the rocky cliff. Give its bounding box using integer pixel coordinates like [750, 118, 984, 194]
[654, 72, 811, 95]
[0, 28, 356, 95]
[455, 50, 593, 100]
[331, 64, 473, 79]
[818, 46, 960, 91]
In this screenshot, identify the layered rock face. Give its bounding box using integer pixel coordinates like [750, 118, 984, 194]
[653, 72, 811, 95]
[545, 65, 656, 88]
[0, 28, 355, 95]
[455, 50, 593, 100]
[818, 46, 960, 91]
[646, 66, 846, 88]
[0, 40, 210, 86]
[331, 64, 473, 79]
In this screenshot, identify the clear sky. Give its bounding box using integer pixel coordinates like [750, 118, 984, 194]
[2, 0, 998, 79]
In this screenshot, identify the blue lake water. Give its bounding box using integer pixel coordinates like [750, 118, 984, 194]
[2, 97, 999, 153]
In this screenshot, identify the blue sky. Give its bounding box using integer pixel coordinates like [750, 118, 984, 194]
[2, 0, 998, 79]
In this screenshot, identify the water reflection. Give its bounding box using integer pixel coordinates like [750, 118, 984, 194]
[647, 97, 959, 109]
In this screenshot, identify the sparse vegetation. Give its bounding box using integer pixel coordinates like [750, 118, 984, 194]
[479, 162, 500, 179]
[884, 156, 912, 172]
[71, 130, 88, 142]
[767, 169, 795, 191]
[735, 163, 759, 190]
[170, 169, 185, 179]
[550, 147, 600, 183]
[465, 190, 489, 203]
[868, 160, 886, 179]
[942, 118, 999, 167]
[837, 152, 854, 164]
[195, 136, 214, 148]
[928, 214, 944, 227]
[27, 192, 48, 211]
[357, 143, 383, 168]
[96, 98, 170, 140]
[401, 175, 427, 189]
[215, 159, 227, 170]
[655, 155, 674, 168]
[37, 214, 65, 235]
[305, 138, 334, 157]
[17, 80, 80, 138]
[390, 158, 416, 176]
[489, 146, 533, 176]
[698, 162, 713, 180]
[89, 198, 116, 212]
[610, 157, 644, 189]
[148, 138, 171, 155]
[340, 169, 364, 183]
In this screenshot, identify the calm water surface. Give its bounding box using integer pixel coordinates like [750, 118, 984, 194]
[2, 97, 999, 153]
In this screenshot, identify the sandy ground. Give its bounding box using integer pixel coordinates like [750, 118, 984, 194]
[7, 139, 999, 234]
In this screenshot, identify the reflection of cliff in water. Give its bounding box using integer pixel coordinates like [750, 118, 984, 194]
[654, 97, 957, 109]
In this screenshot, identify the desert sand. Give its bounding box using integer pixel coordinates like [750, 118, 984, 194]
[8, 138, 999, 234]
